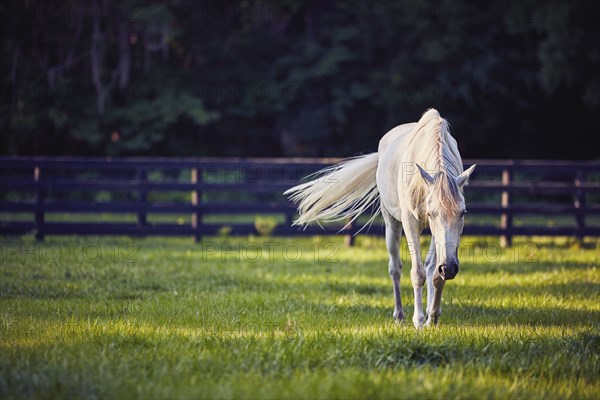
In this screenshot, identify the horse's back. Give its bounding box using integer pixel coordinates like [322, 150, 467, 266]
[376, 122, 417, 221]
[378, 122, 416, 154]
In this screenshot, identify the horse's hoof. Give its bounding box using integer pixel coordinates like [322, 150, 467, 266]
[393, 310, 405, 323]
[413, 315, 425, 330]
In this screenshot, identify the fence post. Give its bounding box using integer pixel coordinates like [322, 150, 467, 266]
[34, 166, 45, 241]
[137, 169, 148, 234]
[574, 169, 585, 241]
[191, 167, 202, 243]
[285, 210, 294, 229]
[344, 218, 355, 247]
[500, 167, 512, 248]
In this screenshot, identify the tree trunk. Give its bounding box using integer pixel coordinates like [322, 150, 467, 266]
[91, 13, 105, 114]
[118, 20, 130, 92]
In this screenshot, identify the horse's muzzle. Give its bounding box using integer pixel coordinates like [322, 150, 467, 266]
[438, 263, 459, 280]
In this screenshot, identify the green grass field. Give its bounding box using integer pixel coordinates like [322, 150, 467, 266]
[1, 234, 598, 399]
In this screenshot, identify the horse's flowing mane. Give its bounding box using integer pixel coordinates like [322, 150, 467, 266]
[285, 108, 467, 230]
[406, 109, 464, 218]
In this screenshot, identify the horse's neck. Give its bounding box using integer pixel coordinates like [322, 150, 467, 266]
[401, 127, 455, 219]
[416, 128, 461, 177]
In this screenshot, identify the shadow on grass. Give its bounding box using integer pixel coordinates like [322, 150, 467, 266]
[322, 298, 598, 328]
[462, 260, 596, 275]
[446, 304, 600, 327]
[452, 279, 599, 299]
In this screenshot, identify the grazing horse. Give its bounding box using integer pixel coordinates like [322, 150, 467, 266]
[285, 109, 476, 328]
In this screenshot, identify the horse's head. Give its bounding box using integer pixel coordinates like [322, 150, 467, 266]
[417, 164, 476, 280]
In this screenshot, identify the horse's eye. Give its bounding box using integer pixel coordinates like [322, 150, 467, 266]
[461, 210, 467, 217]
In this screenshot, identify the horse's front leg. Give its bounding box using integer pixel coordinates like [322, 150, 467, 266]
[425, 238, 436, 322]
[402, 215, 425, 329]
[425, 238, 445, 326]
[426, 270, 445, 326]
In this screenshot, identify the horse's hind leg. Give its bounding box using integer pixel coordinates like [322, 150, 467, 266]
[382, 207, 404, 322]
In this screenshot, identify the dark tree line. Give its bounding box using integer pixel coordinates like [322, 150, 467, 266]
[1, 0, 599, 159]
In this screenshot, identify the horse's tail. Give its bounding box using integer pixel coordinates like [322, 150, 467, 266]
[284, 153, 380, 230]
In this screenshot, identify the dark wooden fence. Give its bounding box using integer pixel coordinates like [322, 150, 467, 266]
[0, 157, 598, 246]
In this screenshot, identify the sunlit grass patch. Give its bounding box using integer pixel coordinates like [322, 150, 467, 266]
[0, 235, 598, 398]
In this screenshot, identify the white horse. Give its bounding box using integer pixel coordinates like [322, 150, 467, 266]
[285, 109, 476, 328]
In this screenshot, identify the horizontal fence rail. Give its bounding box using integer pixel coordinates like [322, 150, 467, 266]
[0, 157, 598, 246]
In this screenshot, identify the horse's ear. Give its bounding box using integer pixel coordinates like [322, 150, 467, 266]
[456, 164, 476, 187]
[416, 164, 435, 186]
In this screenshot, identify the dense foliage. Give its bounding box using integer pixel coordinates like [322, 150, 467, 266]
[1, 0, 599, 158]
